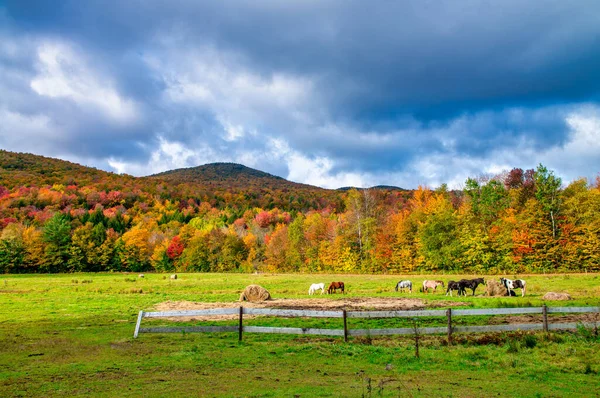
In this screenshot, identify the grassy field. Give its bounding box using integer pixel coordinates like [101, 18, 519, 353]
[1, 273, 599, 397]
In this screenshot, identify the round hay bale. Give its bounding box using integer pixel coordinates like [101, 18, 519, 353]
[239, 284, 271, 302]
[485, 280, 508, 297]
[170, 274, 177, 280]
[543, 292, 572, 301]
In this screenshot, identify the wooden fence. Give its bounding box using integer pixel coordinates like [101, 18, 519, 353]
[133, 305, 600, 342]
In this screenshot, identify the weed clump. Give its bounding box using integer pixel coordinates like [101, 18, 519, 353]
[584, 363, 596, 374]
[523, 334, 537, 348]
[506, 339, 521, 353]
[121, 287, 144, 294]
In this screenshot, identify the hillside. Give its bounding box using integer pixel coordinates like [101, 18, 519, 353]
[0, 150, 344, 212]
[149, 162, 323, 192]
[0, 150, 136, 189]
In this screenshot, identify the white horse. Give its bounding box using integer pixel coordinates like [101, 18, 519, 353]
[500, 278, 526, 297]
[422, 280, 445, 293]
[395, 280, 412, 293]
[308, 283, 325, 295]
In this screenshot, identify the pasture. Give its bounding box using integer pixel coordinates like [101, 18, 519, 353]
[1, 273, 600, 397]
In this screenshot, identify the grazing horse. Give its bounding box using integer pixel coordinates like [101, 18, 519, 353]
[422, 280, 445, 293]
[395, 280, 412, 293]
[446, 280, 465, 297]
[308, 283, 325, 295]
[328, 281, 345, 294]
[500, 278, 526, 297]
[458, 278, 485, 296]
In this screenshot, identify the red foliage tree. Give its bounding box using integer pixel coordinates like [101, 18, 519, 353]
[255, 211, 273, 228]
[166, 236, 185, 259]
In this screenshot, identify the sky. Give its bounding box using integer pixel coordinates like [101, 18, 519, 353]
[1, 1, 600, 189]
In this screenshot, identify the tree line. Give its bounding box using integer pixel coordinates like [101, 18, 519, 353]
[1, 164, 599, 274]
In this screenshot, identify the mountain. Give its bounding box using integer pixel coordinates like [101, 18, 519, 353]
[337, 185, 406, 191]
[148, 162, 324, 191]
[0, 151, 342, 211]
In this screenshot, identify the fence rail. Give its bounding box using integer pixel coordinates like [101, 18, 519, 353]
[133, 305, 600, 342]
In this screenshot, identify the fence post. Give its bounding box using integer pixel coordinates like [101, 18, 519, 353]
[239, 306, 244, 341]
[542, 304, 548, 333]
[134, 310, 144, 338]
[446, 308, 452, 345]
[343, 310, 348, 342]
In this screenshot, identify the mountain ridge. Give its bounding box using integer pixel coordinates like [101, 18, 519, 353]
[148, 162, 325, 191]
[0, 150, 406, 193]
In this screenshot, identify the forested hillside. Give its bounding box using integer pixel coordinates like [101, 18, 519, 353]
[1, 150, 599, 274]
[150, 163, 318, 191]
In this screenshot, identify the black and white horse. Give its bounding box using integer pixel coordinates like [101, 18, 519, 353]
[395, 280, 412, 293]
[500, 277, 526, 297]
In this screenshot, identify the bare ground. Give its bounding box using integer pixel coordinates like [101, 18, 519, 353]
[154, 297, 466, 321]
[154, 297, 600, 325]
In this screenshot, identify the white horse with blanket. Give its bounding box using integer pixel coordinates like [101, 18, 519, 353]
[308, 283, 325, 295]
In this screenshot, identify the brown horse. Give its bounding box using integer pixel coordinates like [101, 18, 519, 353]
[328, 282, 345, 294]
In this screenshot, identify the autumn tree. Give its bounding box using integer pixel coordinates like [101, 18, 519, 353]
[265, 224, 290, 271]
[0, 223, 25, 273]
[417, 193, 461, 271]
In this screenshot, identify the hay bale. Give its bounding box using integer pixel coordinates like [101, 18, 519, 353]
[170, 274, 177, 280]
[543, 292, 572, 301]
[486, 280, 508, 297]
[239, 284, 271, 302]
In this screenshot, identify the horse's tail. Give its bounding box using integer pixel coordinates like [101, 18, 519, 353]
[395, 283, 398, 292]
[522, 280, 526, 296]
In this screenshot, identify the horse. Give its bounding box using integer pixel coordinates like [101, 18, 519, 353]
[422, 280, 445, 293]
[395, 280, 412, 293]
[328, 281, 345, 294]
[445, 280, 465, 297]
[458, 278, 485, 296]
[308, 283, 325, 295]
[500, 277, 526, 297]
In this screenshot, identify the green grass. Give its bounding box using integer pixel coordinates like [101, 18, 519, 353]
[1, 272, 599, 397]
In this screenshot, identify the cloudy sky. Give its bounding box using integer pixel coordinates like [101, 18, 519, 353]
[1, 1, 600, 189]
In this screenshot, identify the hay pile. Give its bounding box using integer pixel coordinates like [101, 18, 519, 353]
[239, 285, 271, 302]
[486, 280, 508, 297]
[543, 292, 572, 301]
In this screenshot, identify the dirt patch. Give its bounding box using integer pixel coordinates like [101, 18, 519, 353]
[154, 297, 468, 321]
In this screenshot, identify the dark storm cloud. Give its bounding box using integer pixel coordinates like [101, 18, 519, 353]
[1, 1, 600, 187]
